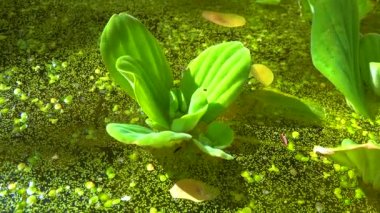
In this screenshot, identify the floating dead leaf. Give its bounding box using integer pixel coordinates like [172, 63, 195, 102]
[250, 64, 274, 86]
[169, 179, 220, 202]
[201, 11, 246, 27]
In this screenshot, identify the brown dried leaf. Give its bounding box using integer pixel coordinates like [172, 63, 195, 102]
[202, 11, 246, 27]
[169, 179, 220, 202]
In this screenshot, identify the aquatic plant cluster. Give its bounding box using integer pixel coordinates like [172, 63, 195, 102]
[0, 0, 380, 211]
[100, 0, 380, 192]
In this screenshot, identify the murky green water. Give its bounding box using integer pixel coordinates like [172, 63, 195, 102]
[1, 0, 380, 212]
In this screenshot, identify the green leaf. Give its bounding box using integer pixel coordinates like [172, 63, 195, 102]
[359, 33, 380, 95]
[168, 88, 188, 120]
[100, 13, 172, 128]
[171, 88, 208, 132]
[369, 62, 380, 95]
[226, 89, 325, 126]
[116, 56, 170, 128]
[310, 0, 370, 117]
[256, 0, 281, 5]
[180, 41, 251, 123]
[314, 139, 380, 190]
[100, 13, 172, 96]
[106, 123, 192, 148]
[306, 0, 376, 20]
[192, 139, 234, 160]
[199, 122, 234, 149]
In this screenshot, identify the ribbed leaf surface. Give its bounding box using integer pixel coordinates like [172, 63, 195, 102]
[100, 13, 173, 128]
[311, 0, 369, 117]
[107, 123, 192, 148]
[180, 41, 251, 122]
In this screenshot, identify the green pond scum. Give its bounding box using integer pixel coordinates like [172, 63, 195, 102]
[0, 0, 380, 212]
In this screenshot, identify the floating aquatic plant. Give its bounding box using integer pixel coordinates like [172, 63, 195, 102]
[314, 139, 380, 190]
[100, 13, 251, 159]
[310, 0, 380, 119]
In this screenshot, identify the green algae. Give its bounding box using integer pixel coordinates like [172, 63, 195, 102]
[0, 0, 379, 212]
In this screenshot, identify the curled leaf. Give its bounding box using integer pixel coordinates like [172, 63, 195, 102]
[171, 88, 208, 132]
[201, 121, 234, 149]
[100, 13, 173, 128]
[106, 123, 192, 148]
[193, 139, 234, 160]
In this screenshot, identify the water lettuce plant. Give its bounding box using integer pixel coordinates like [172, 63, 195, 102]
[100, 13, 251, 160]
[310, 0, 380, 119]
[314, 139, 380, 190]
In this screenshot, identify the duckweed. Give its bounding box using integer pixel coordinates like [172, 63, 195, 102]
[99, 193, 109, 201]
[26, 195, 37, 205]
[106, 167, 116, 179]
[49, 118, 58, 124]
[297, 200, 305, 205]
[287, 142, 295, 151]
[17, 163, 26, 171]
[0, 191, 7, 197]
[268, 164, 280, 173]
[149, 207, 158, 213]
[26, 183, 37, 195]
[74, 188, 84, 196]
[354, 188, 365, 199]
[112, 198, 121, 205]
[7, 183, 17, 191]
[129, 181, 137, 188]
[0, 84, 11, 91]
[158, 174, 168, 182]
[291, 131, 300, 139]
[48, 189, 57, 197]
[88, 196, 99, 205]
[63, 95, 73, 104]
[146, 163, 155, 171]
[333, 188, 343, 199]
[103, 199, 113, 208]
[0, 0, 378, 212]
[85, 181, 95, 190]
[295, 153, 309, 162]
[254, 174, 264, 182]
[0, 97, 6, 104]
[323, 172, 331, 179]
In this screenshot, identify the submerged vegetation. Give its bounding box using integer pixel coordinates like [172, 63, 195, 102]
[0, 0, 379, 212]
